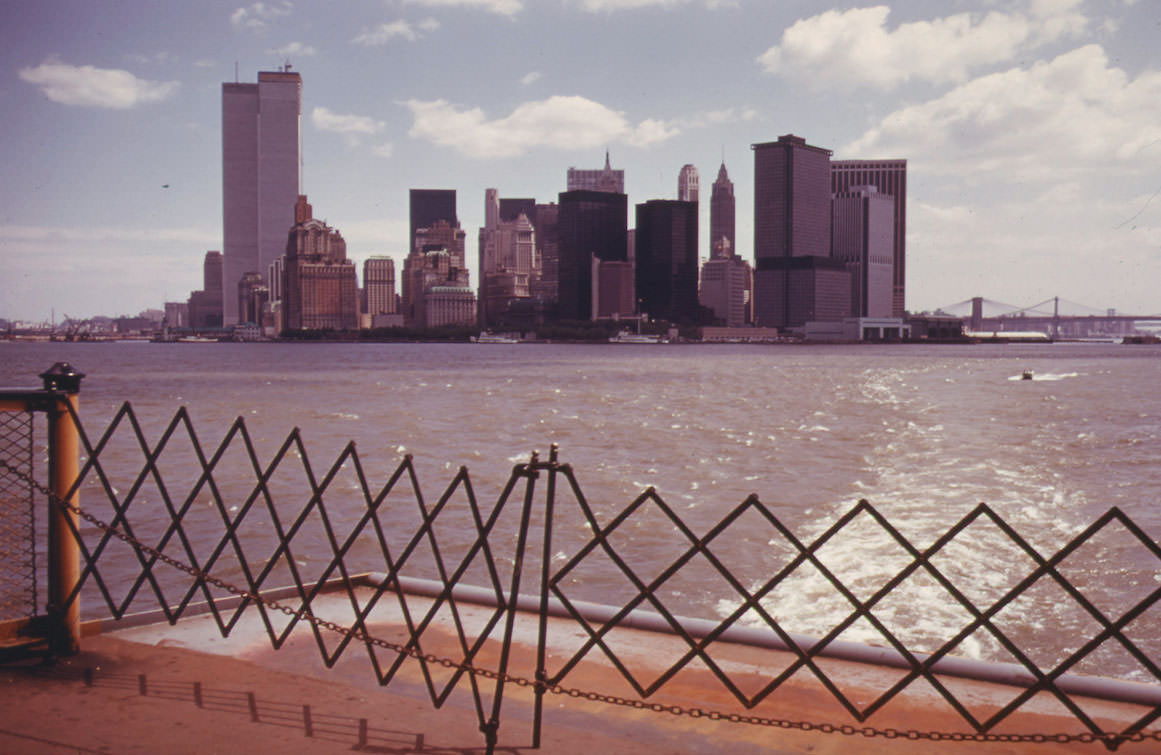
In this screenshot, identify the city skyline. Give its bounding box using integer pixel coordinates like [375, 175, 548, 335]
[3, 1, 1160, 322]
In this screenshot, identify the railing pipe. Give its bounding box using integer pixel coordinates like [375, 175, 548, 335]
[41, 362, 85, 655]
[373, 573, 1161, 709]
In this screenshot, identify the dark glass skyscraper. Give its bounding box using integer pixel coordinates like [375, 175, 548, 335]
[635, 200, 699, 323]
[752, 134, 847, 329]
[556, 190, 627, 321]
[409, 189, 458, 253]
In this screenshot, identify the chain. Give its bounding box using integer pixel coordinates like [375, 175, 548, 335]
[3, 458, 1158, 748]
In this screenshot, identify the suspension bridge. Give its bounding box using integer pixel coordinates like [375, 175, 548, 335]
[934, 297, 1161, 338]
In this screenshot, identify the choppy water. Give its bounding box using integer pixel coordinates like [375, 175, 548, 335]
[3, 341, 1160, 680]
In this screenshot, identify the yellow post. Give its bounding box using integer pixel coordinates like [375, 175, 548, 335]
[41, 363, 84, 656]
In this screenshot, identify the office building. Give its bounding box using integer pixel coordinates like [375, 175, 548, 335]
[409, 189, 458, 256]
[700, 237, 751, 328]
[635, 200, 699, 323]
[592, 259, 635, 319]
[556, 190, 628, 321]
[709, 161, 735, 258]
[752, 134, 847, 329]
[678, 164, 699, 202]
[403, 219, 473, 328]
[222, 67, 302, 325]
[831, 159, 907, 316]
[281, 195, 359, 331]
[188, 250, 224, 329]
[567, 152, 624, 194]
[832, 186, 895, 318]
[363, 256, 397, 317]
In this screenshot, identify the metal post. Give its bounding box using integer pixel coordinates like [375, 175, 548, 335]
[41, 362, 84, 656]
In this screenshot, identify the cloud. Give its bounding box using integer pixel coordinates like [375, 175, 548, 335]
[19, 59, 179, 109]
[311, 107, 386, 146]
[230, 1, 293, 30]
[520, 71, 541, 86]
[842, 45, 1161, 180]
[402, 0, 522, 16]
[372, 142, 394, 158]
[757, 2, 1088, 90]
[268, 41, 316, 58]
[353, 18, 439, 45]
[402, 95, 678, 158]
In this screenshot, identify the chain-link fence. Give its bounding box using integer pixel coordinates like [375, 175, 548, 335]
[0, 408, 36, 622]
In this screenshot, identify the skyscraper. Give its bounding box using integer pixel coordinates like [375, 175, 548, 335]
[556, 189, 627, 321]
[567, 152, 624, 194]
[677, 164, 699, 202]
[832, 186, 895, 318]
[363, 257, 397, 316]
[752, 134, 848, 329]
[222, 67, 302, 325]
[831, 160, 907, 316]
[709, 162, 735, 258]
[635, 200, 699, 323]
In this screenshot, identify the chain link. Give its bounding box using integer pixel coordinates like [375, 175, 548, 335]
[3, 458, 1159, 748]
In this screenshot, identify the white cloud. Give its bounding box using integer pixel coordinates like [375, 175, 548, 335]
[402, 95, 678, 158]
[403, 0, 521, 16]
[230, 2, 293, 30]
[757, 3, 1088, 90]
[842, 45, 1161, 180]
[19, 59, 179, 109]
[268, 41, 316, 58]
[311, 107, 386, 146]
[353, 18, 439, 45]
[372, 142, 394, 158]
[520, 71, 541, 86]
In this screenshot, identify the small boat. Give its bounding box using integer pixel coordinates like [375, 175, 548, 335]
[1021, 370, 1034, 380]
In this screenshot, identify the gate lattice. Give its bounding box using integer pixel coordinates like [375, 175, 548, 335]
[2, 373, 1160, 752]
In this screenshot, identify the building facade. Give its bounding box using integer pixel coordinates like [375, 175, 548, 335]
[222, 67, 301, 325]
[699, 253, 751, 328]
[635, 200, 699, 323]
[752, 134, 846, 329]
[281, 195, 359, 331]
[556, 190, 628, 321]
[832, 186, 895, 318]
[831, 159, 907, 316]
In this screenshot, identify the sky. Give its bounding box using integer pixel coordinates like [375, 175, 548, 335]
[2, 0, 1160, 323]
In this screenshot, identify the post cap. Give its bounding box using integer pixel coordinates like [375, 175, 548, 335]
[40, 362, 85, 393]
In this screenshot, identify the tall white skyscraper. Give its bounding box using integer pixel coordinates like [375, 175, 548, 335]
[222, 67, 302, 325]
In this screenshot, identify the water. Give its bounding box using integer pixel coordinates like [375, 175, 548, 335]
[3, 341, 1160, 680]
